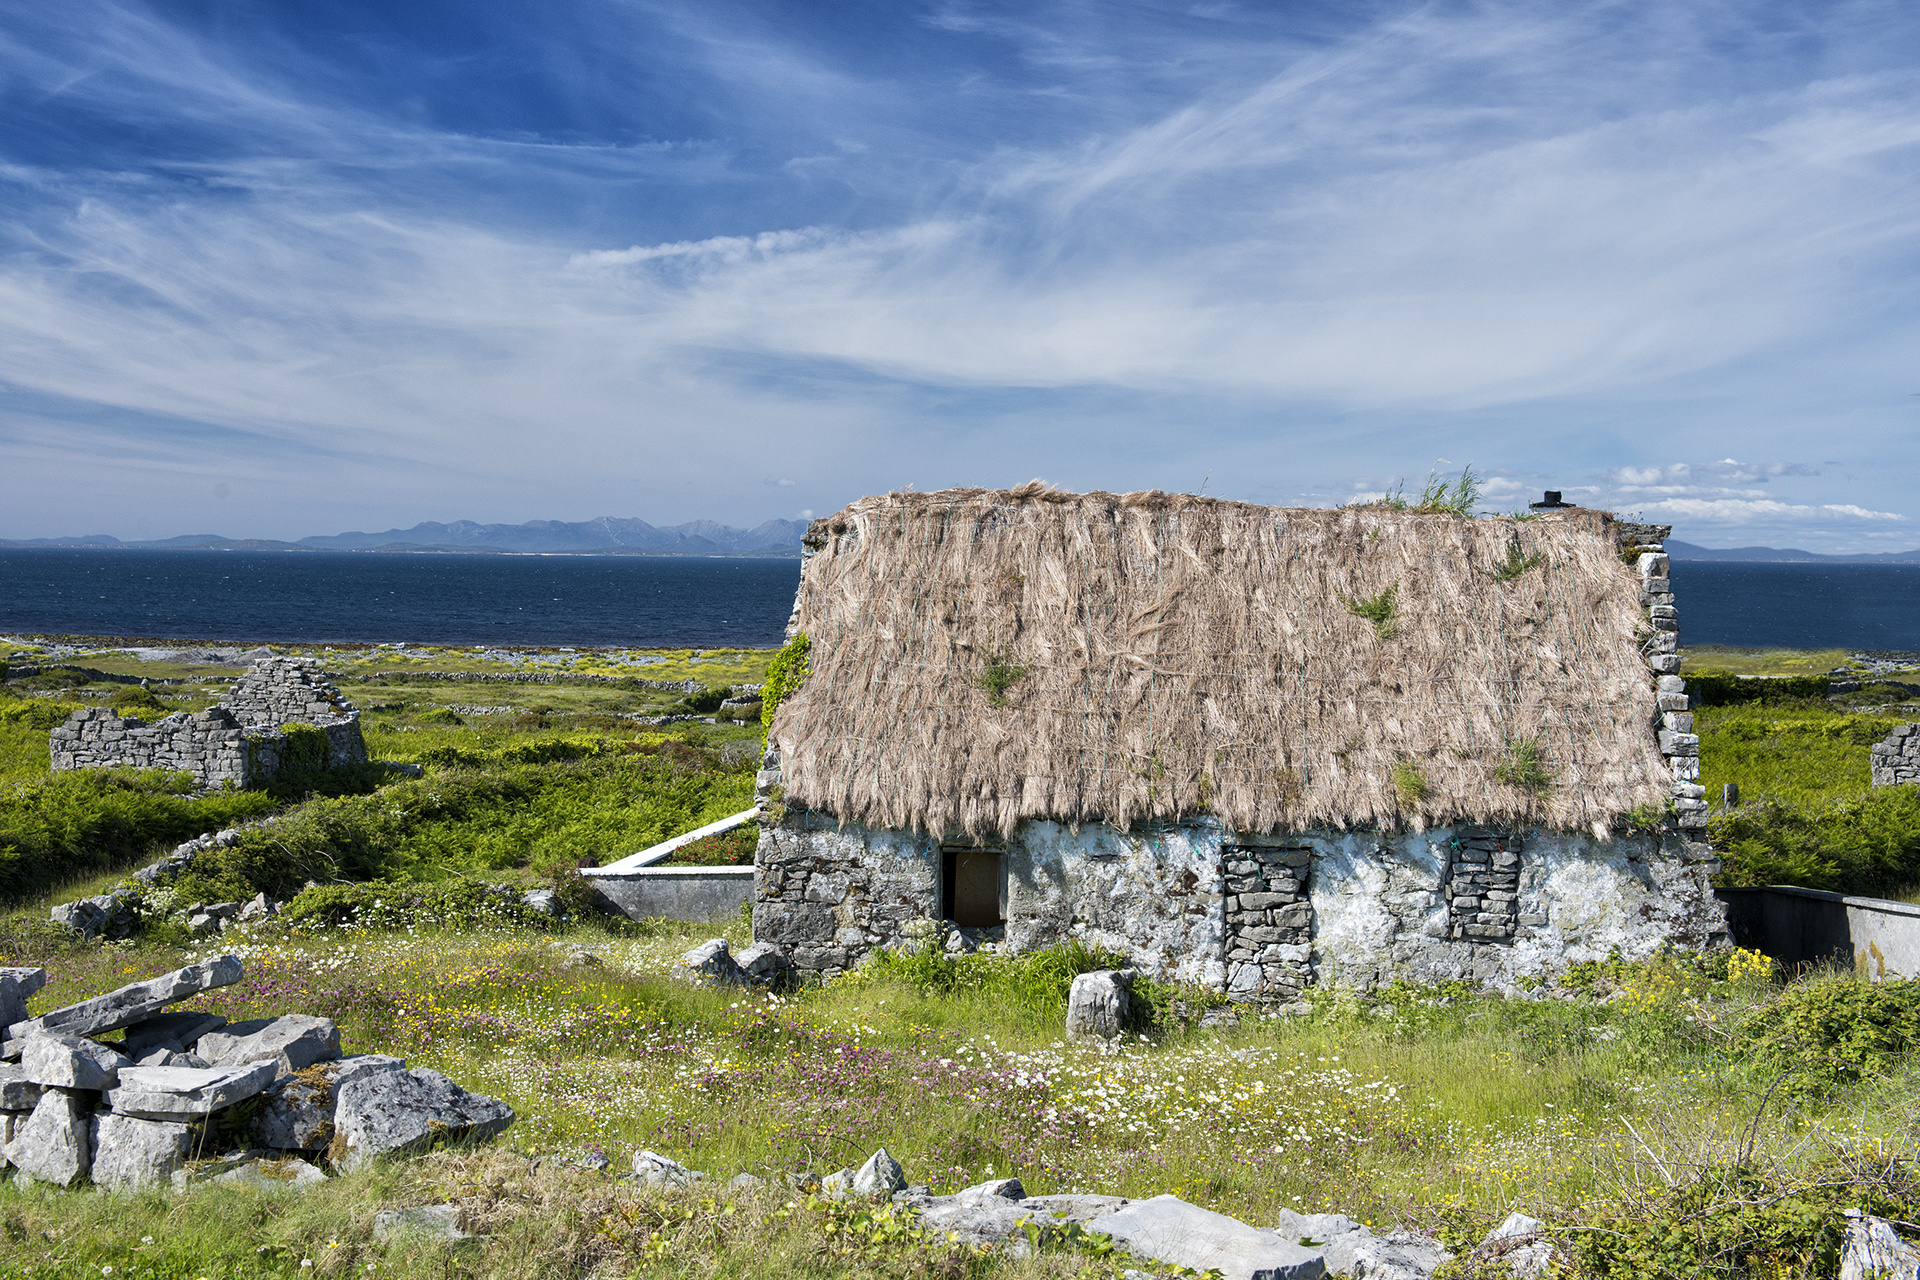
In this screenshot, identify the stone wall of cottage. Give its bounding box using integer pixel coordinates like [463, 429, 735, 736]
[753, 813, 1728, 995]
[49, 657, 365, 790]
[1616, 521, 1707, 830]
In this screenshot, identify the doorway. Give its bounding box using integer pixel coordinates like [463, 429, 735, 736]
[941, 847, 1005, 927]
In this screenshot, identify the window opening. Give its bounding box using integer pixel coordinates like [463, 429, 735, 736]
[941, 847, 1005, 927]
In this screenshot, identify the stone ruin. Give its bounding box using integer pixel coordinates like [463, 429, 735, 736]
[1872, 724, 1920, 788]
[49, 657, 367, 790]
[0, 956, 512, 1190]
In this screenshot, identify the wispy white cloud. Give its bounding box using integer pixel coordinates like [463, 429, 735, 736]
[1639, 498, 1904, 523]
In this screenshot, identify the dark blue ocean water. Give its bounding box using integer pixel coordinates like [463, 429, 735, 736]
[0, 549, 803, 648]
[1, 549, 1916, 651]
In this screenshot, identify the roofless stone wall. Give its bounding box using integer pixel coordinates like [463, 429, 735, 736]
[1872, 725, 1920, 788]
[49, 658, 365, 790]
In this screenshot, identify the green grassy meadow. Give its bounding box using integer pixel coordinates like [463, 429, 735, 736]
[0, 641, 1917, 1276]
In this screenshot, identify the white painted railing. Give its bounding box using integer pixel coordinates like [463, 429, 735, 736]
[587, 807, 760, 873]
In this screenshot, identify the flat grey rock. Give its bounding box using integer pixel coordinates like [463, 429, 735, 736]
[332, 1067, 514, 1170]
[251, 1058, 402, 1152]
[1841, 1212, 1920, 1280]
[1024, 1194, 1131, 1222]
[852, 1147, 906, 1196]
[21, 1030, 129, 1090]
[0, 1063, 45, 1110]
[120, 1010, 228, 1058]
[1088, 1195, 1326, 1280]
[214, 1155, 328, 1192]
[1274, 1209, 1450, 1279]
[1477, 1213, 1553, 1278]
[632, 1149, 698, 1186]
[7, 955, 242, 1042]
[374, 1204, 470, 1242]
[819, 1167, 855, 1197]
[198, 1015, 341, 1074]
[105, 1061, 279, 1119]
[5, 1088, 92, 1186]
[90, 1114, 198, 1190]
[734, 943, 791, 985]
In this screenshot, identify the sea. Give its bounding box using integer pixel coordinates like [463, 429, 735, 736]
[0, 548, 1916, 652]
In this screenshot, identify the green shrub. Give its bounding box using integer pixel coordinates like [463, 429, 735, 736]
[281, 877, 549, 932]
[661, 824, 757, 866]
[0, 697, 83, 733]
[861, 938, 1138, 1022]
[678, 687, 729, 715]
[0, 771, 275, 903]
[761, 634, 811, 733]
[1712, 790, 1920, 895]
[1686, 671, 1832, 706]
[108, 685, 167, 718]
[1735, 976, 1920, 1098]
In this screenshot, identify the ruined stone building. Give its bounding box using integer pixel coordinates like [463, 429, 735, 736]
[753, 484, 1726, 995]
[50, 657, 366, 790]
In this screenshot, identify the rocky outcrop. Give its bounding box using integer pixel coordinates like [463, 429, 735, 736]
[0, 958, 513, 1191]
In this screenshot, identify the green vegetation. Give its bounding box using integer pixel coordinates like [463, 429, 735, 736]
[977, 649, 1030, 708]
[1390, 759, 1429, 808]
[1483, 538, 1545, 581]
[760, 633, 810, 732]
[1494, 735, 1555, 796]
[1342, 583, 1399, 639]
[1356, 464, 1482, 516]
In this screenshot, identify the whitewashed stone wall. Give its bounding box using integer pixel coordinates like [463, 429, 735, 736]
[754, 814, 1727, 994]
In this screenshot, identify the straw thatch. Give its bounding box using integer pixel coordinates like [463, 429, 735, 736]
[772, 484, 1669, 840]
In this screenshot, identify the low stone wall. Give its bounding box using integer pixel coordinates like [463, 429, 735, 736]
[753, 814, 1728, 992]
[1871, 724, 1920, 787]
[587, 866, 754, 923]
[49, 656, 366, 789]
[1717, 885, 1920, 978]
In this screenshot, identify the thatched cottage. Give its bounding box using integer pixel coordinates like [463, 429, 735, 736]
[753, 485, 1726, 995]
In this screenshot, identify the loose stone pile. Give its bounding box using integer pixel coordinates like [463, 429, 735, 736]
[1871, 724, 1920, 788]
[0, 957, 513, 1190]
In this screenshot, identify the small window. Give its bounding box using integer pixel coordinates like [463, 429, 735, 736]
[941, 847, 1005, 927]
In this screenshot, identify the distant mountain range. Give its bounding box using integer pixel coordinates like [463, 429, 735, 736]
[1667, 540, 1920, 564]
[0, 516, 808, 557]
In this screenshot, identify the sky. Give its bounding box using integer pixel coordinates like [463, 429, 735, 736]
[3, 1, 1919, 551]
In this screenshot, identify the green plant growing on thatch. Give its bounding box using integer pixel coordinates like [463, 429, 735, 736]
[1621, 799, 1675, 831]
[1343, 583, 1399, 639]
[978, 649, 1029, 708]
[1391, 760, 1429, 808]
[1412, 464, 1481, 515]
[1485, 539, 1546, 582]
[1495, 736, 1555, 795]
[760, 633, 811, 733]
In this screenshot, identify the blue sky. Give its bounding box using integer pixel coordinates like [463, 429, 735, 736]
[4, 0, 1919, 550]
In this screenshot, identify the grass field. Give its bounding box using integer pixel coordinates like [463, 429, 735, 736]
[1, 641, 1919, 1276]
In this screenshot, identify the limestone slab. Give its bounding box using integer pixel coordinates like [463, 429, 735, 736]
[90, 1114, 198, 1190]
[21, 1031, 128, 1090]
[1086, 1195, 1326, 1280]
[105, 1060, 278, 1119]
[197, 1015, 341, 1074]
[0, 1063, 45, 1110]
[331, 1067, 514, 1170]
[5, 1088, 92, 1186]
[7, 955, 243, 1042]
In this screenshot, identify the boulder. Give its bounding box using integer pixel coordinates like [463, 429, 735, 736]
[1841, 1211, 1920, 1280]
[727, 1172, 765, 1190]
[374, 1204, 471, 1242]
[521, 889, 561, 917]
[104, 1061, 279, 1120]
[0, 968, 46, 1030]
[7, 955, 243, 1043]
[5, 1088, 93, 1186]
[819, 1166, 856, 1197]
[852, 1147, 907, 1196]
[50, 890, 141, 942]
[250, 1058, 390, 1153]
[1274, 1209, 1451, 1280]
[0, 1063, 45, 1111]
[1065, 970, 1133, 1040]
[21, 1031, 129, 1090]
[1476, 1212, 1554, 1278]
[235, 893, 277, 924]
[680, 939, 746, 985]
[631, 1149, 698, 1187]
[120, 1011, 228, 1059]
[330, 1066, 514, 1170]
[89, 1114, 198, 1190]
[734, 943, 792, 986]
[1086, 1195, 1326, 1280]
[197, 1015, 341, 1074]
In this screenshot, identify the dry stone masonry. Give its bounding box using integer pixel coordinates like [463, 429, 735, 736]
[1619, 521, 1709, 830]
[49, 657, 366, 790]
[0, 957, 512, 1190]
[1871, 725, 1920, 788]
[1443, 832, 1522, 941]
[1222, 842, 1313, 1000]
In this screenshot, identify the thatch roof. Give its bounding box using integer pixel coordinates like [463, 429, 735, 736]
[771, 484, 1669, 839]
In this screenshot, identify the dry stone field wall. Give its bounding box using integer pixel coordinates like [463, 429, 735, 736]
[0, 957, 512, 1191]
[49, 657, 367, 790]
[1871, 725, 1920, 788]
